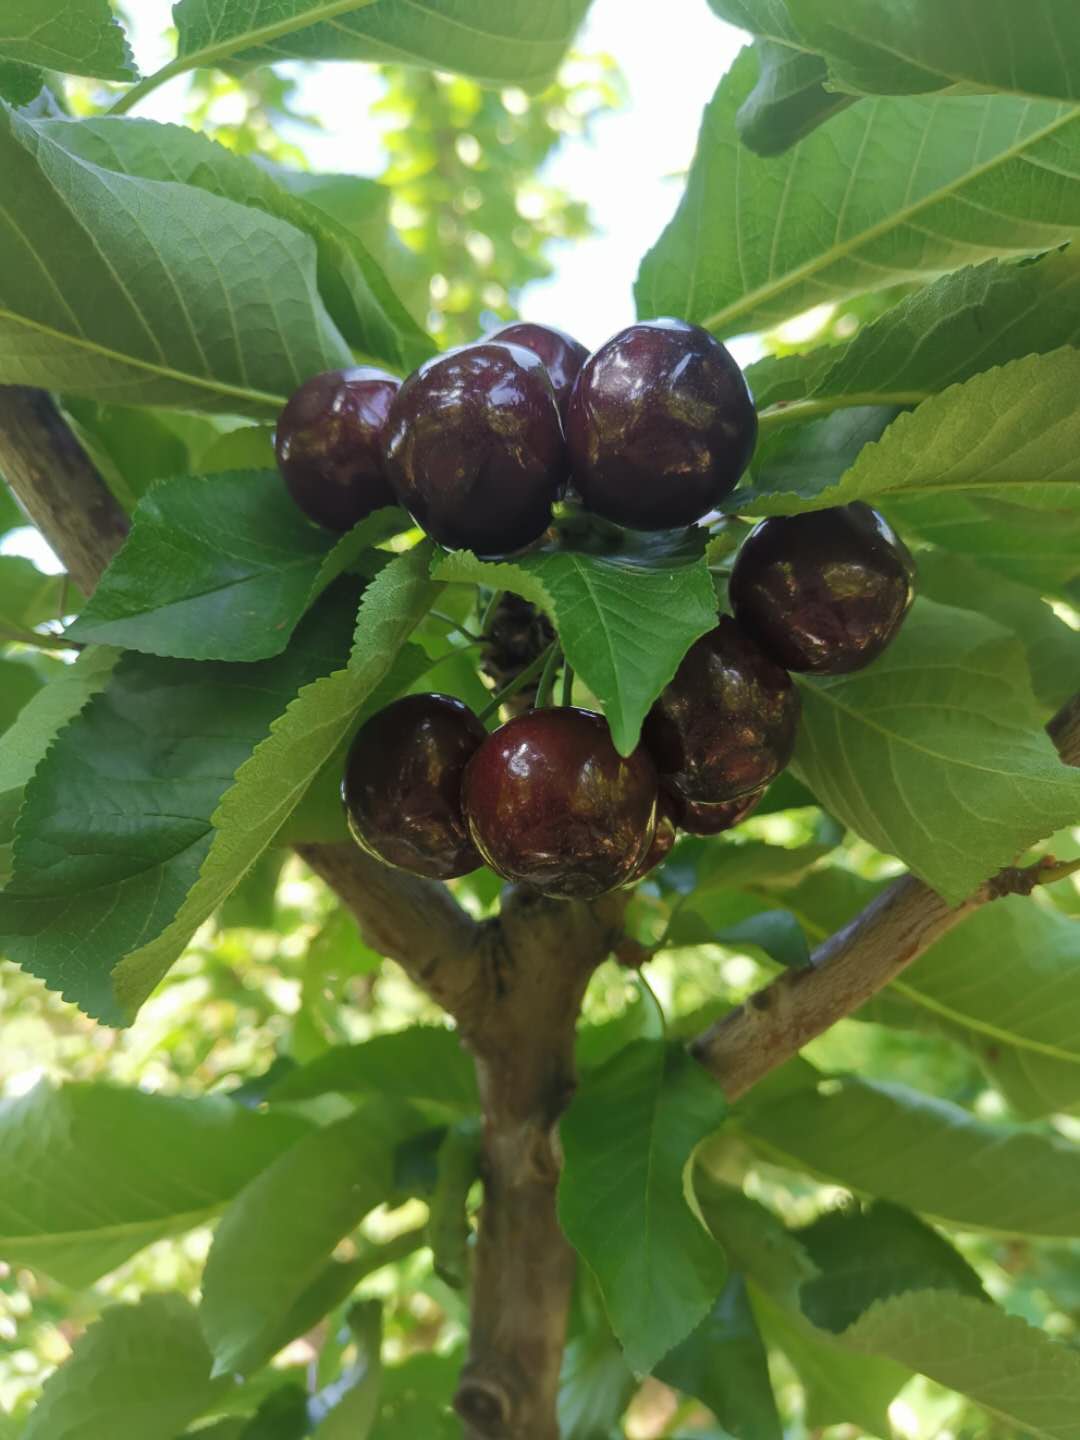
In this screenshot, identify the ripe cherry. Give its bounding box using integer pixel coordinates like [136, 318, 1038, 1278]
[276, 367, 399, 531]
[462, 707, 658, 899]
[674, 788, 764, 836]
[627, 788, 679, 882]
[488, 322, 588, 419]
[342, 693, 485, 880]
[565, 318, 757, 531]
[644, 616, 799, 803]
[382, 342, 567, 557]
[729, 503, 916, 674]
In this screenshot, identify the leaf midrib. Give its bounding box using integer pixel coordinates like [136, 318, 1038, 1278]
[0, 1201, 223, 1250]
[702, 101, 1080, 334]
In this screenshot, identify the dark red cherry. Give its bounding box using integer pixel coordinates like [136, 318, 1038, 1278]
[276, 367, 399, 531]
[382, 342, 567, 557]
[342, 693, 485, 880]
[627, 789, 679, 883]
[644, 616, 800, 803]
[462, 707, 658, 899]
[729, 503, 916, 674]
[488, 322, 588, 419]
[565, 318, 757, 530]
[674, 788, 764, 836]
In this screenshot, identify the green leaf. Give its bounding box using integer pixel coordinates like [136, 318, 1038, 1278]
[790, 0, 1080, 102]
[656, 1275, 782, 1440]
[637, 50, 1080, 339]
[742, 1071, 1080, 1236]
[0, 0, 134, 80]
[34, 117, 432, 375]
[108, 548, 438, 1012]
[748, 249, 1080, 414]
[0, 1080, 307, 1287]
[559, 1040, 729, 1373]
[201, 1102, 429, 1376]
[0, 60, 42, 105]
[667, 892, 810, 971]
[558, 1319, 636, 1440]
[271, 1025, 478, 1109]
[24, 1294, 216, 1440]
[67, 472, 402, 661]
[797, 1202, 985, 1333]
[0, 555, 72, 632]
[793, 601, 1080, 904]
[750, 1285, 905, 1439]
[370, 1351, 462, 1440]
[891, 491, 1080, 598]
[694, 1177, 817, 1310]
[0, 103, 350, 415]
[840, 1292, 1080, 1440]
[0, 645, 117, 800]
[893, 897, 1080, 1075]
[312, 1302, 382, 1439]
[0, 657, 40, 732]
[742, 350, 1080, 516]
[173, 0, 592, 91]
[735, 39, 855, 156]
[432, 524, 717, 755]
[916, 552, 1080, 711]
[0, 585, 359, 1024]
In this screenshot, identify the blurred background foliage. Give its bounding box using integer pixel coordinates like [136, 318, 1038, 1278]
[3, 15, 1080, 1440]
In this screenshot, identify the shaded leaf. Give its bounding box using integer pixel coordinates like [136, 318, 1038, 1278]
[24, 1294, 217, 1440]
[0, 0, 134, 80]
[271, 1025, 478, 1110]
[0, 1080, 307, 1287]
[743, 1071, 1080, 1236]
[174, 0, 592, 91]
[559, 1040, 728, 1373]
[0, 586, 359, 1023]
[736, 38, 854, 156]
[68, 472, 402, 661]
[793, 601, 1080, 904]
[656, 1274, 782, 1440]
[202, 1102, 429, 1376]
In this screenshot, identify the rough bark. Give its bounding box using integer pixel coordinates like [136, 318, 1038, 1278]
[0, 387, 129, 595]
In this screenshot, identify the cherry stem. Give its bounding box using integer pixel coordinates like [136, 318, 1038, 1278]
[561, 663, 575, 708]
[478, 588, 504, 636]
[533, 644, 563, 709]
[428, 610, 484, 644]
[477, 643, 555, 722]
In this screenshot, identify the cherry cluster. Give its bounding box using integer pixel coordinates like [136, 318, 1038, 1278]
[275, 320, 915, 898]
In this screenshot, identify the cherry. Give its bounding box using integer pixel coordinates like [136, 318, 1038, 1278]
[462, 707, 658, 899]
[276, 367, 399, 531]
[342, 693, 485, 880]
[627, 788, 678, 882]
[674, 788, 764, 836]
[382, 342, 567, 557]
[565, 318, 757, 530]
[644, 615, 800, 803]
[487, 322, 588, 419]
[729, 503, 916, 674]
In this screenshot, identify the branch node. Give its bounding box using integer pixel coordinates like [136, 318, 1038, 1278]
[453, 1371, 514, 1436]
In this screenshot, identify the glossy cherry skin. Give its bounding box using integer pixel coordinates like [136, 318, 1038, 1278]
[382, 342, 567, 557]
[729, 503, 916, 674]
[644, 616, 800, 803]
[626, 788, 678, 883]
[342, 693, 485, 880]
[674, 788, 764, 836]
[488, 322, 588, 420]
[462, 707, 658, 899]
[565, 318, 758, 530]
[276, 367, 399, 531]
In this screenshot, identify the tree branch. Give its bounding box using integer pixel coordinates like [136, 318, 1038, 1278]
[0, 387, 129, 595]
[692, 698, 1080, 1100]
